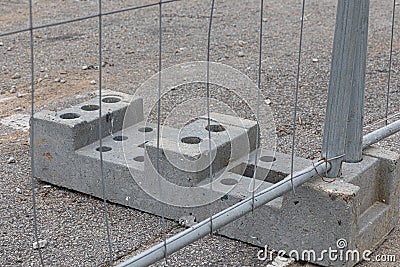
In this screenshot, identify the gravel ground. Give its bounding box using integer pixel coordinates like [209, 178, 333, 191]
[1, 0, 400, 266]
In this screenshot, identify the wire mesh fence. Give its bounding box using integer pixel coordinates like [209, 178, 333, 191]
[1, 0, 400, 266]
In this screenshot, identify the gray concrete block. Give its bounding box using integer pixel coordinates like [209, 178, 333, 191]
[144, 117, 256, 187]
[200, 112, 259, 152]
[232, 149, 312, 183]
[357, 146, 400, 253]
[33, 90, 143, 186]
[35, 90, 142, 150]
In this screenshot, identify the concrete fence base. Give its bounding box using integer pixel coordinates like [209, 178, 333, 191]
[32, 91, 400, 267]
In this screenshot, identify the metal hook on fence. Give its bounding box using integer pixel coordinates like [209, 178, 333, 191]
[312, 154, 345, 183]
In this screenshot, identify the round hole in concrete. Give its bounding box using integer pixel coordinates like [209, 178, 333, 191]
[134, 156, 144, 162]
[102, 96, 121, 103]
[138, 127, 153, 133]
[181, 136, 202, 144]
[260, 156, 276, 162]
[113, 136, 128, 141]
[220, 178, 238, 185]
[60, 113, 80, 119]
[205, 124, 226, 132]
[96, 146, 112, 152]
[81, 104, 99, 111]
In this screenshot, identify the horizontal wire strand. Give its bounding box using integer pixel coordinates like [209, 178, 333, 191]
[364, 110, 400, 129]
[0, 0, 180, 37]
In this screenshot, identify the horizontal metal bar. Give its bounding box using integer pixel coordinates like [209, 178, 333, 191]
[116, 161, 330, 267]
[0, 0, 180, 37]
[362, 118, 400, 148]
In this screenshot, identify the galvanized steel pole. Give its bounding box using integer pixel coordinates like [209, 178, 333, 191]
[345, 0, 370, 162]
[322, 0, 368, 176]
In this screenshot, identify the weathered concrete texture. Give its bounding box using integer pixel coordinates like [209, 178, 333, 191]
[358, 147, 400, 254]
[219, 148, 400, 267]
[145, 116, 257, 187]
[33, 90, 143, 188]
[33, 91, 400, 267]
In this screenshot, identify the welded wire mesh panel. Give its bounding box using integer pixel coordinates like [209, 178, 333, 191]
[1, 0, 400, 266]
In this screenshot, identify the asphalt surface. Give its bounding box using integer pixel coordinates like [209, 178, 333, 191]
[1, 0, 400, 266]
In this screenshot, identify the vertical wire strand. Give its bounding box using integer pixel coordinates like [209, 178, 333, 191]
[28, 0, 45, 265]
[156, 0, 168, 262]
[290, 0, 306, 193]
[97, 0, 114, 264]
[252, 0, 265, 210]
[206, 0, 216, 236]
[386, 0, 396, 125]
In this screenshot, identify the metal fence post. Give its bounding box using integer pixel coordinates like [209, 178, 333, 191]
[345, 0, 370, 163]
[322, 0, 369, 177]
